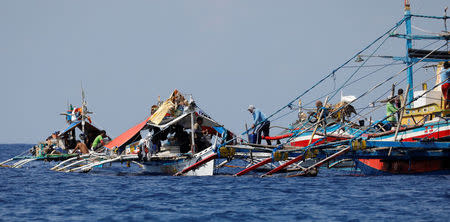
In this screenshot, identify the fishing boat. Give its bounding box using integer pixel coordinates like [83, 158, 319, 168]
[52, 90, 236, 175]
[54, 90, 314, 176]
[238, 0, 450, 177]
[0, 92, 105, 168]
[351, 2, 450, 175]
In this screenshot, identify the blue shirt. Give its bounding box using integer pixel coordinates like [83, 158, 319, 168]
[440, 68, 450, 84]
[252, 109, 267, 125]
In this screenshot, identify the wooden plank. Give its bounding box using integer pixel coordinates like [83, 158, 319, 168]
[234, 157, 272, 176]
[261, 154, 304, 177]
[287, 146, 351, 177]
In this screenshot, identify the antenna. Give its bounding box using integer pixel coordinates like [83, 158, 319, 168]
[445, 7, 448, 51]
[81, 81, 86, 134]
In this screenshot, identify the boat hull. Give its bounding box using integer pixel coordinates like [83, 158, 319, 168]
[355, 158, 450, 175]
[355, 120, 450, 175]
[141, 148, 215, 176]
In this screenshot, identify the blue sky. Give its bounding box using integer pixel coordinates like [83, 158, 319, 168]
[1, 1, 448, 143]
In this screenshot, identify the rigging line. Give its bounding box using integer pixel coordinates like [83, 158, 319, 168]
[241, 17, 407, 136]
[341, 62, 403, 68]
[298, 59, 436, 142]
[327, 33, 393, 105]
[350, 58, 441, 125]
[355, 66, 432, 123]
[276, 52, 437, 131]
[411, 25, 441, 35]
[340, 43, 444, 112]
[293, 73, 450, 150]
[306, 32, 426, 110]
[281, 66, 403, 145]
[281, 43, 446, 144]
[277, 62, 410, 128]
[420, 39, 442, 49]
[319, 77, 449, 155]
[356, 59, 433, 118]
[302, 60, 398, 109]
[410, 14, 449, 20]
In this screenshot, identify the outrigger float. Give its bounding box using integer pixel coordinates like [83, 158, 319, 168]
[2, 1, 450, 177]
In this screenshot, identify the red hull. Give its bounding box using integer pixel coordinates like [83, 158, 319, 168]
[357, 158, 450, 174]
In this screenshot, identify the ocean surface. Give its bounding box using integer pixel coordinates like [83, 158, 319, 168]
[0, 144, 449, 222]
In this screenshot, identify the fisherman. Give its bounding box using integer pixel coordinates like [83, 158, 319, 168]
[149, 127, 169, 153]
[385, 96, 398, 130]
[193, 117, 210, 152]
[72, 140, 89, 154]
[395, 88, 404, 119]
[440, 61, 450, 109]
[91, 130, 109, 152]
[395, 89, 404, 108]
[248, 105, 271, 145]
[173, 125, 190, 153]
[315, 101, 329, 123]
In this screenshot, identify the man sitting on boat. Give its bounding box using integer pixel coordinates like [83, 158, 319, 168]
[91, 130, 110, 152]
[248, 105, 271, 145]
[440, 61, 450, 109]
[311, 101, 329, 125]
[72, 140, 89, 154]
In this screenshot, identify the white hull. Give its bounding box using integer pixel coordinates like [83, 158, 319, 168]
[141, 147, 215, 176]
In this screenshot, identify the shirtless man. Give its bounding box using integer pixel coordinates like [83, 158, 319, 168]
[72, 140, 89, 154]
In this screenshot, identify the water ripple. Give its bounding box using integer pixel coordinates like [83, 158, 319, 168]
[0, 145, 449, 221]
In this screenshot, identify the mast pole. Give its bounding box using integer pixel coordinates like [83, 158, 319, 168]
[405, 0, 414, 107]
[190, 95, 196, 154]
[191, 112, 195, 154]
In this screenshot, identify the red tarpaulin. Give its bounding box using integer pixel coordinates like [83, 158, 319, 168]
[105, 117, 150, 149]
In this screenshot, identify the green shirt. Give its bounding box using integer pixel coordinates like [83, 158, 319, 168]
[91, 135, 103, 149]
[386, 102, 398, 122]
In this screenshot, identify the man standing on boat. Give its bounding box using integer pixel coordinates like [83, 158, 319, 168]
[386, 97, 398, 130]
[440, 61, 450, 109]
[248, 105, 271, 145]
[395, 88, 404, 119]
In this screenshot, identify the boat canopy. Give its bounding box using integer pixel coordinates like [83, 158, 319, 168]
[58, 120, 101, 137]
[104, 117, 150, 149]
[105, 90, 231, 150]
[149, 112, 222, 130]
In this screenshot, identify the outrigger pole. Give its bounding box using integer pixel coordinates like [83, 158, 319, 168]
[174, 153, 218, 176]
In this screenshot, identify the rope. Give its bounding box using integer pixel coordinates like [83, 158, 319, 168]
[410, 14, 449, 20]
[329, 43, 447, 135]
[341, 62, 403, 68]
[328, 33, 393, 104]
[241, 17, 406, 135]
[280, 43, 447, 146]
[302, 60, 399, 109]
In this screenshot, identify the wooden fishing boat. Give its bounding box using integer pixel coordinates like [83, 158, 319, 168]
[249, 1, 450, 177]
[1, 92, 106, 168]
[67, 90, 235, 176]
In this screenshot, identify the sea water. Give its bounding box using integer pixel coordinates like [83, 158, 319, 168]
[0, 144, 449, 221]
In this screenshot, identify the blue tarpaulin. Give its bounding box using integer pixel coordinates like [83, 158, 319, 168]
[213, 126, 226, 136]
[59, 121, 81, 136]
